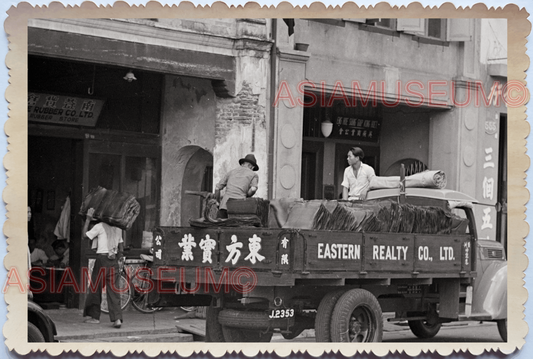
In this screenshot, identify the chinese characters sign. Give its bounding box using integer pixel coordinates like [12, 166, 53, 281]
[331, 116, 381, 142]
[475, 112, 500, 240]
[28, 92, 105, 127]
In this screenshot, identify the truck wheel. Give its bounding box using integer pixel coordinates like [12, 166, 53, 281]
[315, 289, 346, 342]
[205, 304, 225, 342]
[28, 322, 45, 342]
[330, 289, 383, 342]
[222, 326, 273, 342]
[408, 320, 442, 339]
[497, 319, 507, 342]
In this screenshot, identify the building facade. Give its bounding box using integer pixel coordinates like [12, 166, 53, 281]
[27, 17, 506, 308]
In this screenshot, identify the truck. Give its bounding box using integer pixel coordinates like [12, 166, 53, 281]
[149, 186, 507, 343]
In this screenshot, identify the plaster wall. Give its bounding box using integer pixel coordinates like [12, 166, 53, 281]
[160, 75, 216, 226]
[479, 19, 507, 65]
[213, 53, 270, 201]
[292, 19, 462, 102]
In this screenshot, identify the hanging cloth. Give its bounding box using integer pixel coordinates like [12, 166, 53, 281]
[54, 196, 71, 242]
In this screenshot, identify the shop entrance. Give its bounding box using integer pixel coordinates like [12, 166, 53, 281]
[28, 136, 84, 308]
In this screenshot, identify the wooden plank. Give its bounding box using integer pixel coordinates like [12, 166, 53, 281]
[217, 228, 281, 270]
[158, 228, 221, 268]
[414, 235, 466, 273]
[175, 318, 206, 339]
[302, 230, 363, 272]
[364, 233, 414, 273]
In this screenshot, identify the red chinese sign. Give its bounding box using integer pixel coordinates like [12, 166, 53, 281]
[28, 92, 105, 127]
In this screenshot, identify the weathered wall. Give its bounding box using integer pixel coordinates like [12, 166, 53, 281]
[160, 75, 216, 226]
[213, 53, 270, 201]
[291, 19, 461, 101]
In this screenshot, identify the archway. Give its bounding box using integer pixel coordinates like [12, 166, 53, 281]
[385, 158, 428, 177]
[180, 147, 214, 226]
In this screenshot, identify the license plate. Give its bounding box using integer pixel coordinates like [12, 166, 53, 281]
[268, 308, 295, 319]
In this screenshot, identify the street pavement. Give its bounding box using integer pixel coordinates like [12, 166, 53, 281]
[47, 306, 196, 342]
[45, 307, 503, 343]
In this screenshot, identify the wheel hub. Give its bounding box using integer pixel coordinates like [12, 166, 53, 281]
[349, 308, 371, 342]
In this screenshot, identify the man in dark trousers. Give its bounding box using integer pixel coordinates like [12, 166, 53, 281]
[82, 208, 124, 328]
[214, 154, 259, 218]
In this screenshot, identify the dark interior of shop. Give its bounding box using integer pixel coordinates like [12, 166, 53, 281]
[28, 56, 164, 308]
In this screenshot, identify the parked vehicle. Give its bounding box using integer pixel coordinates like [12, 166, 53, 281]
[28, 293, 57, 342]
[150, 186, 507, 342]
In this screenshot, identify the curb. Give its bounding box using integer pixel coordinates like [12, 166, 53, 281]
[56, 327, 180, 341]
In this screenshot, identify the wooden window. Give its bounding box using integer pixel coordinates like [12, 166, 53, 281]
[365, 18, 397, 30]
[397, 19, 472, 42]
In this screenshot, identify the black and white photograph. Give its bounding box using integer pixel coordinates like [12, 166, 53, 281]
[2, 2, 530, 357]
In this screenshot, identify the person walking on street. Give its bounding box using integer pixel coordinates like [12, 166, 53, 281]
[342, 147, 376, 201]
[82, 208, 124, 328]
[214, 154, 259, 218]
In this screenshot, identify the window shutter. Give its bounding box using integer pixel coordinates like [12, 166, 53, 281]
[396, 18, 425, 35]
[343, 18, 366, 24]
[446, 18, 472, 41]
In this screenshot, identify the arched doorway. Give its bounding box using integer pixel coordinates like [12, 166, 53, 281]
[180, 147, 213, 226]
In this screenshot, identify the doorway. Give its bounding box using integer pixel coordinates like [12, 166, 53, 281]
[181, 148, 214, 225]
[28, 136, 83, 308]
[301, 141, 324, 200]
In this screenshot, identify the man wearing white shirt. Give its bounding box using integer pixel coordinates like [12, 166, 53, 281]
[342, 147, 376, 201]
[82, 208, 124, 328]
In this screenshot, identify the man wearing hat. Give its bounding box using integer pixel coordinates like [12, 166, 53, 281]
[214, 154, 259, 218]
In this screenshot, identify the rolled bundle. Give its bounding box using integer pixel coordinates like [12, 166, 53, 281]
[79, 186, 140, 230]
[369, 171, 447, 190]
[406, 170, 447, 189]
[369, 176, 402, 189]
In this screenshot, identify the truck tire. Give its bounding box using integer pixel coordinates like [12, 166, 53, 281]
[408, 320, 442, 339]
[205, 304, 225, 342]
[315, 289, 346, 342]
[497, 319, 507, 342]
[28, 322, 45, 342]
[222, 326, 273, 342]
[330, 289, 383, 342]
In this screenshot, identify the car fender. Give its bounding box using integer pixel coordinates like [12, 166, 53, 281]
[28, 300, 57, 342]
[472, 261, 507, 320]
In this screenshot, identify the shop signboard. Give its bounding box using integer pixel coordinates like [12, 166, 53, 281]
[330, 116, 381, 142]
[28, 92, 105, 127]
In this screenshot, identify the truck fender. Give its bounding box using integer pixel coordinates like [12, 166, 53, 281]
[472, 261, 507, 320]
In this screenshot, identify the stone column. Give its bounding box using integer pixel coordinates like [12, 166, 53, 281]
[272, 48, 310, 198]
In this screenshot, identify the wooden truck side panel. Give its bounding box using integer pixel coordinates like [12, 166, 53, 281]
[153, 227, 474, 283]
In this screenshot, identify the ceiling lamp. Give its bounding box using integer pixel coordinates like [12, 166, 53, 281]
[321, 118, 333, 138]
[123, 70, 137, 82]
